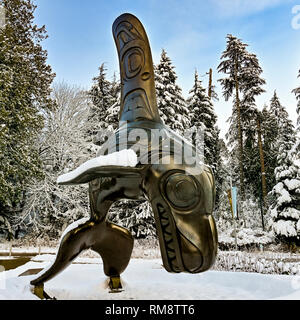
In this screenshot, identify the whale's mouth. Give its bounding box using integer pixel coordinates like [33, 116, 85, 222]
[153, 200, 217, 274]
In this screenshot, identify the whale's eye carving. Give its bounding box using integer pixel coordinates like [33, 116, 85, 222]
[164, 173, 199, 209]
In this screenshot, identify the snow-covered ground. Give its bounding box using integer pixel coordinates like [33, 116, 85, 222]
[0, 254, 300, 300]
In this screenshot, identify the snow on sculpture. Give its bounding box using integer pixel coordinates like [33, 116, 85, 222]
[56, 149, 138, 185]
[30, 13, 218, 299]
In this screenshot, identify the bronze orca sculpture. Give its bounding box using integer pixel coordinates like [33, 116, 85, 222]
[30, 13, 218, 297]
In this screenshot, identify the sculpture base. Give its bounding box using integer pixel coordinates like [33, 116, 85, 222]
[108, 276, 123, 293]
[31, 276, 124, 298]
[32, 284, 56, 300]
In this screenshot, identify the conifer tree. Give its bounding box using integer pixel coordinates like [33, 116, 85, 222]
[292, 69, 300, 131]
[109, 200, 156, 239]
[241, 52, 266, 195]
[187, 70, 219, 167]
[256, 110, 268, 215]
[260, 104, 278, 193]
[218, 35, 247, 198]
[218, 34, 265, 200]
[268, 132, 299, 245]
[155, 49, 190, 135]
[0, 0, 55, 237]
[187, 70, 223, 204]
[106, 72, 121, 129]
[269, 91, 296, 165]
[87, 63, 116, 147]
[267, 89, 298, 245]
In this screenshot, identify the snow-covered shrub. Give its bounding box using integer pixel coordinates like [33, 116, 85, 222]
[18, 83, 91, 238]
[213, 250, 300, 275]
[131, 237, 160, 259]
[218, 227, 274, 250]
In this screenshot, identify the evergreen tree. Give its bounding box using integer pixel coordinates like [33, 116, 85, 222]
[218, 35, 247, 198]
[0, 0, 55, 237]
[210, 84, 219, 102]
[241, 52, 266, 196]
[260, 104, 278, 194]
[267, 90, 298, 245]
[106, 72, 121, 129]
[268, 140, 299, 245]
[155, 49, 190, 135]
[187, 70, 223, 204]
[256, 110, 268, 218]
[87, 63, 117, 148]
[109, 200, 156, 239]
[267, 91, 296, 172]
[206, 68, 219, 102]
[214, 138, 231, 224]
[292, 69, 300, 131]
[218, 34, 265, 199]
[187, 70, 219, 168]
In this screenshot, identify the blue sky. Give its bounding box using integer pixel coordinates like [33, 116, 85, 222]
[34, 0, 300, 137]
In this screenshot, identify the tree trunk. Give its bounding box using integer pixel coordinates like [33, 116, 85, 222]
[208, 68, 212, 99]
[256, 114, 267, 228]
[234, 60, 245, 200]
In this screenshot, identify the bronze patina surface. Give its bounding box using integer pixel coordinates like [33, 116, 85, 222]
[30, 13, 218, 297]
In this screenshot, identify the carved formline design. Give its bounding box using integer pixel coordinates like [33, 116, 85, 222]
[156, 203, 180, 272]
[115, 21, 145, 81]
[112, 14, 161, 123]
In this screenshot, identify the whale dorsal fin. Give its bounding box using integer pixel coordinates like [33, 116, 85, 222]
[112, 13, 162, 124]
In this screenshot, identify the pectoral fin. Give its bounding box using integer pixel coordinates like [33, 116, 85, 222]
[57, 165, 143, 185]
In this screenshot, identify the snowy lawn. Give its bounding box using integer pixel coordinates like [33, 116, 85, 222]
[0, 255, 300, 300]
